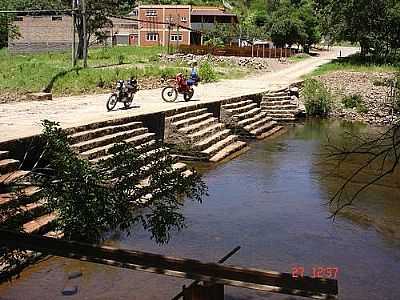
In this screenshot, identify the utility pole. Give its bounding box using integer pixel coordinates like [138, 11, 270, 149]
[176, 14, 180, 51]
[82, 0, 88, 68]
[72, 0, 76, 67]
[167, 15, 171, 54]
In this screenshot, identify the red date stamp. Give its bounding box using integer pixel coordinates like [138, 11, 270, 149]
[291, 266, 339, 279]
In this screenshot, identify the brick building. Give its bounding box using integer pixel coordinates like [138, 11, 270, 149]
[138, 5, 238, 46]
[138, 5, 191, 47]
[8, 14, 138, 53]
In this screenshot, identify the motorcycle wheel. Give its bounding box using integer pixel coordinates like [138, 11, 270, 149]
[184, 88, 194, 102]
[123, 96, 133, 109]
[162, 87, 178, 102]
[106, 94, 118, 111]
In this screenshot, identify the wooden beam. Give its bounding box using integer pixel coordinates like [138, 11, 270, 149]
[0, 230, 337, 299]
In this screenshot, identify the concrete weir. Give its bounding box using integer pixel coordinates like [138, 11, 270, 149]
[0, 90, 294, 274]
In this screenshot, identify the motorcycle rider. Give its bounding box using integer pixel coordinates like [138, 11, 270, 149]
[186, 60, 200, 87]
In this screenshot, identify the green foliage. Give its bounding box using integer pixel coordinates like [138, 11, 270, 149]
[303, 78, 332, 116]
[319, 0, 400, 60]
[34, 120, 207, 243]
[341, 94, 368, 113]
[199, 61, 217, 83]
[341, 94, 362, 109]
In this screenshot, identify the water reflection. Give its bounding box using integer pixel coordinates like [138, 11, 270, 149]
[0, 119, 399, 300]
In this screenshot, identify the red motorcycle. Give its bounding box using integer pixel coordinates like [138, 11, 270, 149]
[161, 73, 198, 102]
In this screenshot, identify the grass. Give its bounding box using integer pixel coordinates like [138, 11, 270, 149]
[0, 46, 249, 99]
[307, 54, 400, 77]
[288, 53, 311, 62]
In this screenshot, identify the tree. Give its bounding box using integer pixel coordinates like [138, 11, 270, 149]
[1, 120, 207, 243]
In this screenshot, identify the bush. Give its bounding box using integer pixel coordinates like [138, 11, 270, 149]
[199, 61, 217, 83]
[303, 78, 332, 116]
[341, 94, 368, 113]
[342, 94, 362, 108]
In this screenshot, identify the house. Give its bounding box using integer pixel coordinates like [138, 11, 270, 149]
[137, 5, 192, 47]
[8, 14, 138, 53]
[9, 15, 74, 53]
[137, 5, 238, 46]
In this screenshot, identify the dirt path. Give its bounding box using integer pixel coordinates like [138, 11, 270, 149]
[0, 47, 357, 143]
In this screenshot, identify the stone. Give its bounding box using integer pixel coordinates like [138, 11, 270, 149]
[62, 286, 78, 296]
[67, 271, 82, 280]
[28, 92, 52, 101]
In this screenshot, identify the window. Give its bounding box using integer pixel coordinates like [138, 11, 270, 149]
[15, 16, 23, 22]
[146, 10, 157, 17]
[170, 34, 182, 41]
[146, 33, 158, 41]
[52, 16, 63, 21]
[181, 16, 187, 22]
[165, 17, 174, 22]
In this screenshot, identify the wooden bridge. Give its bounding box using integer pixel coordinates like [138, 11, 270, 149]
[0, 230, 338, 300]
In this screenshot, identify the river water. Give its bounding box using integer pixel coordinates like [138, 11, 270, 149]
[0, 119, 399, 300]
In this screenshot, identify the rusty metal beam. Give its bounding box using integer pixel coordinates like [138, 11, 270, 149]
[0, 230, 338, 299]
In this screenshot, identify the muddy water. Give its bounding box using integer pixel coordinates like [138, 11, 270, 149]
[1, 120, 400, 300]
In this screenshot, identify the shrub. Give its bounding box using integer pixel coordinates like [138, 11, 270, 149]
[199, 61, 217, 83]
[342, 94, 363, 108]
[303, 78, 333, 116]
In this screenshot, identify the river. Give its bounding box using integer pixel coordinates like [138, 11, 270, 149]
[0, 119, 399, 300]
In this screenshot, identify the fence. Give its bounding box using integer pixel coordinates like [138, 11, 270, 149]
[178, 45, 295, 58]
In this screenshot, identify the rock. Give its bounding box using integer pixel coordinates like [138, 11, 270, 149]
[68, 271, 82, 280]
[62, 286, 78, 296]
[28, 92, 52, 101]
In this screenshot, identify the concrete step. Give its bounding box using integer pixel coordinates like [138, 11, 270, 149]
[166, 108, 209, 123]
[265, 90, 289, 97]
[224, 103, 258, 115]
[1, 200, 47, 225]
[90, 140, 157, 164]
[23, 213, 57, 234]
[68, 121, 143, 144]
[222, 100, 253, 110]
[0, 170, 30, 185]
[202, 135, 239, 158]
[178, 117, 218, 135]
[235, 107, 262, 121]
[71, 127, 148, 153]
[193, 129, 231, 152]
[261, 104, 298, 110]
[0, 159, 19, 174]
[250, 121, 278, 136]
[262, 100, 292, 106]
[263, 109, 298, 115]
[0, 151, 9, 160]
[237, 112, 269, 127]
[244, 116, 274, 132]
[188, 123, 225, 143]
[0, 186, 41, 207]
[172, 113, 213, 128]
[256, 126, 284, 140]
[268, 114, 297, 121]
[263, 95, 291, 101]
[209, 141, 247, 163]
[81, 133, 156, 161]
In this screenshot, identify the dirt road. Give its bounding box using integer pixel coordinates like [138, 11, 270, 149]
[0, 47, 357, 143]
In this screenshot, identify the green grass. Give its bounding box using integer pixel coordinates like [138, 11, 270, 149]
[0, 46, 249, 98]
[307, 54, 400, 77]
[288, 53, 311, 62]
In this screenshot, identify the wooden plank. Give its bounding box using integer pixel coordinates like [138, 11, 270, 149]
[0, 230, 337, 299]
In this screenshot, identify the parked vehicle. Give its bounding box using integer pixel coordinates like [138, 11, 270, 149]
[161, 72, 200, 103]
[106, 78, 138, 111]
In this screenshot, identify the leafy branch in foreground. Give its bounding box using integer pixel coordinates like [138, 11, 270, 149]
[325, 123, 400, 217]
[31, 120, 207, 243]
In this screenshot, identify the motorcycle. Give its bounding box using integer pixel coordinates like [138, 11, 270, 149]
[106, 78, 138, 111]
[161, 73, 199, 102]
